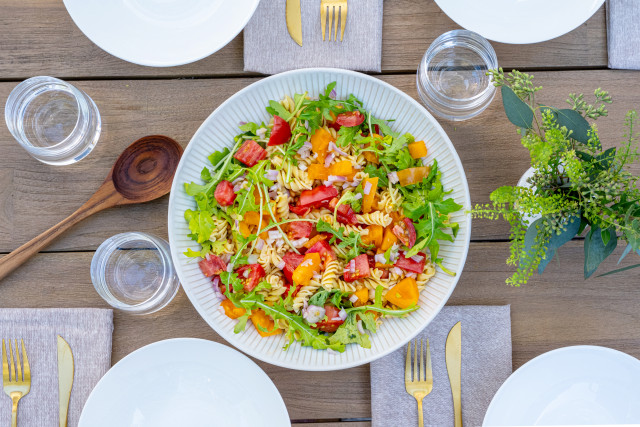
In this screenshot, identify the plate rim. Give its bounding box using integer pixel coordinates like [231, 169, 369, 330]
[62, 0, 261, 67]
[79, 337, 289, 425]
[167, 67, 472, 371]
[433, 0, 605, 44]
[483, 345, 640, 425]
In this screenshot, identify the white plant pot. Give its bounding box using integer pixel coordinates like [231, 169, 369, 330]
[518, 167, 542, 226]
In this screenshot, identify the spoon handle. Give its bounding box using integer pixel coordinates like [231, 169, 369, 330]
[0, 182, 119, 282]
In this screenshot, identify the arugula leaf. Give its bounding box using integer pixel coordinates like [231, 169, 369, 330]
[208, 147, 230, 167]
[266, 100, 293, 122]
[184, 209, 215, 244]
[364, 164, 389, 187]
[316, 219, 373, 260]
[395, 147, 418, 170]
[329, 312, 371, 348]
[336, 126, 360, 147]
[308, 289, 351, 308]
[238, 122, 259, 135]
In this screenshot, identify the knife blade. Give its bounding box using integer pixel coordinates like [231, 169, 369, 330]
[445, 321, 462, 427]
[286, 0, 303, 46]
[57, 335, 74, 427]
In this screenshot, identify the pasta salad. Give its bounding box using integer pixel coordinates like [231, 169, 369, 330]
[183, 83, 462, 352]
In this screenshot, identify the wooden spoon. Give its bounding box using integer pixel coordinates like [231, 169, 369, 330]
[0, 135, 183, 282]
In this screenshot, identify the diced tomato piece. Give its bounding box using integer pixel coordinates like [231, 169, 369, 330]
[289, 221, 314, 239]
[367, 255, 376, 268]
[289, 204, 311, 216]
[343, 254, 370, 282]
[268, 115, 292, 146]
[283, 284, 302, 299]
[403, 218, 417, 249]
[298, 185, 339, 208]
[336, 204, 358, 225]
[306, 239, 337, 266]
[335, 111, 365, 128]
[236, 264, 266, 292]
[314, 304, 344, 332]
[214, 180, 236, 206]
[395, 254, 425, 274]
[233, 139, 267, 167]
[199, 255, 227, 277]
[282, 252, 305, 282]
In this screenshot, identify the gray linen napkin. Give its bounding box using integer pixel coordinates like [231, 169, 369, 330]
[607, 0, 640, 69]
[371, 306, 511, 427]
[0, 308, 113, 427]
[244, 0, 383, 74]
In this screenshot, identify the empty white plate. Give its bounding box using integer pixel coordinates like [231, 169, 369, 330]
[434, 0, 604, 44]
[79, 338, 289, 427]
[484, 346, 640, 426]
[63, 0, 260, 67]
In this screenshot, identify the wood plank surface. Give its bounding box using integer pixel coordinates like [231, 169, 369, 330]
[0, 0, 606, 80]
[1, 70, 639, 253]
[1, 241, 638, 420]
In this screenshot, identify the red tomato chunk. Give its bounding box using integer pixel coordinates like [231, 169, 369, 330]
[335, 111, 365, 128]
[298, 185, 339, 208]
[282, 252, 305, 282]
[236, 264, 266, 292]
[343, 254, 370, 282]
[289, 221, 314, 239]
[336, 204, 358, 225]
[313, 304, 344, 332]
[214, 180, 236, 206]
[395, 254, 425, 274]
[199, 255, 227, 277]
[233, 140, 267, 167]
[268, 115, 292, 146]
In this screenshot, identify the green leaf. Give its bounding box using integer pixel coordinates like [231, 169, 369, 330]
[584, 226, 618, 278]
[597, 263, 640, 278]
[501, 86, 533, 129]
[555, 108, 591, 144]
[363, 164, 389, 187]
[538, 215, 581, 274]
[266, 100, 293, 122]
[329, 312, 371, 348]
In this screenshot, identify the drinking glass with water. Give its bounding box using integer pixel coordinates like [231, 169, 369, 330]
[5, 76, 101, 165]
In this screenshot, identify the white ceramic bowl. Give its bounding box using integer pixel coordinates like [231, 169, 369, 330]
[168, 68, 471, 370]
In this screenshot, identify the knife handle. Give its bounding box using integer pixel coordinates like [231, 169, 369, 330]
[453, 395, 462, 427]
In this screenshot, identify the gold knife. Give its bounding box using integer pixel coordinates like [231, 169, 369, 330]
[57, 335, 74, 427]
[286, 0, 303, 46]
[445, 321, 462, 427]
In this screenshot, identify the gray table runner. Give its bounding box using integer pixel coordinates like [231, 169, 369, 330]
[0, 308, 113, 427]
[244, 0, 383, 74]
[607, 0, 640, 69]
[371, 306, 512, 427]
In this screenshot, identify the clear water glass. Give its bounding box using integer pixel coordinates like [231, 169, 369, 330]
[91, 232, 180, 315]
[5, 76, 101, 165]
[417, 30, 498, 121]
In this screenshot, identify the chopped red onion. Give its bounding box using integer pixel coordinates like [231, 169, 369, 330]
[303, 141, 313, 149]
[268, 230, 281, 240]
[276, 260, 286, 270]
[391, 267, 403, 276]
[327, 175, 347, 183]
[247, 254, 258, 264]
[221, 253, 232, 264]
[265, 169, 279, 181]
[232, 174, 246, 185]
[291, 237, 309, 248]
[411, 254, 424, 262]
[256, 127, 267, 139]
[324, 152, 335, 168]
[238, 121, 247, 126]
[322, 180, 332, 186]
[349, 294, 359, 304]
[353, 193, 362, 200]
[406, 272, 417, 279]
[302, 305, 326, 323]
[233, 183, 243, 192]
[297, 146, 311, 159]
[338, 308, 347, 321]
[357, 320, 365, 335]
[234, 219, 239, 229]
[329, 88, 337, 99]
[255, 239, 265, 251]
[328, 141, 349, 156]
[374, 253, 386, 264]
[268, 190, 278, 200]
[226, 263, 234, 273]
[363, 181, 372, 195]
[388, 171, 399, 184]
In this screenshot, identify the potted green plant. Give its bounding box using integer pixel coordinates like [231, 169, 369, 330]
[473, 69, 640, 286]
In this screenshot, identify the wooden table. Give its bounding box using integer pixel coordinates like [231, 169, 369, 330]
[1, 1, 639, 425]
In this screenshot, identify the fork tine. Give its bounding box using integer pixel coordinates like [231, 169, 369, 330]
[404, 342, 412, 383]
[2, 340, 8, 384]
[426, 339, 433, 382]
[14, 340, 21, 382]
[8, 339, 15, 382]
[328, 6, 334, 41]
[333, 6, 339, 41]
[420, 339, 425, 381]
[321, 3, 327, 41]
[413, 339, 418, 382]
[340, 2, 347, 41]
[21, 340, 30, 382]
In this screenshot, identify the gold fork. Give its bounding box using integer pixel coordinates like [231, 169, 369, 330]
[321, 0, 348, 42]
[2, 339, 30, 427]
[405, 339, 433, 427]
